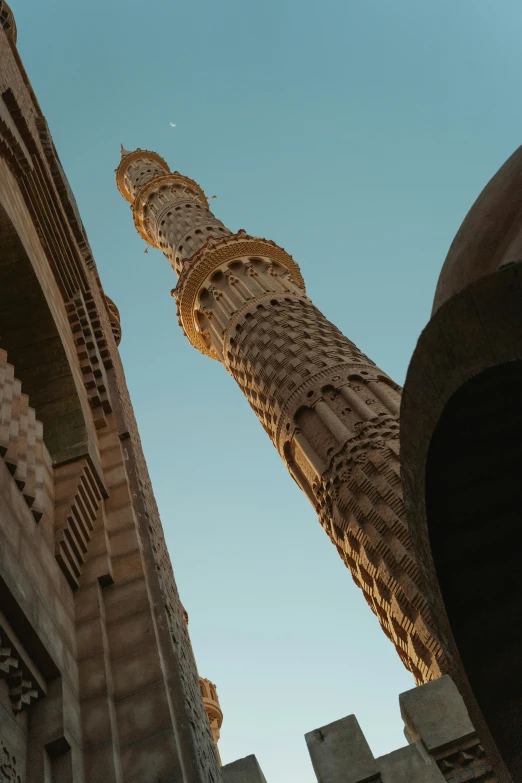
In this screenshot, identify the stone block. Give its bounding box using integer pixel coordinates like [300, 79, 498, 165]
[80, 550, 113, 588]
[61, 675, 83, 748]
[104, 483, 132, 512]
[83, 738, 121, 783]
[105, 504, 135, 534]
[222, 754, 269, 783]
[110, 549, 144, 584]
[103, 577, 150, 625]
[82, 528, 108, 561]
[76, 616, 104, 661]
[106, 608, 155, 660]
[377, 744, 445, 783]
[120, 726, 180, 782]
[111, 641, 163, 702]
[74, 583, 100, 625]
[109, 526, 140, 559]
[81, 693, 114, 747]
[99, 443, 124, 469]
[78, 652, 109, 702]
[305, 715, 379, 783]
[103, 461, 128, 488]
[116, 680, 171, 746]
[400, 675, 475, 753]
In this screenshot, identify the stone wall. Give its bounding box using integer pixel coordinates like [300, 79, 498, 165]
[0, 14, 222, 783]
[305, 676, 497, 783]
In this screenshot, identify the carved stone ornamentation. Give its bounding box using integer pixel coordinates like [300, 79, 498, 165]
[66, 291, 114, 429]
[0, 624, 45, 715]
[0, 742, 22, 783]
[0, 349, 50, 522]
[116, 147, 449, 684]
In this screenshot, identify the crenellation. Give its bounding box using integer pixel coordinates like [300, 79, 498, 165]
[305, 677, 498, 783]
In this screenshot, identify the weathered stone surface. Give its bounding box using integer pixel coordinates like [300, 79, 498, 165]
[305, 715, 379, 783]
[305, 677, 498, 783]
[222, 755, 268, 783]
[400, 675, 475, 753]
[377, 745, 444, 783]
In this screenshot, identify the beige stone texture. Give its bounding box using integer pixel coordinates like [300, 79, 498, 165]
[0, 11, 221, 782]
[305, 676, 497, 783]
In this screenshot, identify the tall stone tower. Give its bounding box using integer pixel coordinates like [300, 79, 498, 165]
[116, 148, 448, 685]
[200, 679, 224, 766]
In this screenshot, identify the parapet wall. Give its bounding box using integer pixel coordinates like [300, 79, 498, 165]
[221, 677, 497, 783]
[305, 676, 497, 783]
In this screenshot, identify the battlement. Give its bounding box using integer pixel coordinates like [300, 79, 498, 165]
[218, 677, 496, 783]
[305, 676, 495, 783]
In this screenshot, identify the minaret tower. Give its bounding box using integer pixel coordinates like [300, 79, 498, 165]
[200, 679, 224, 765]
[116, 148, 448, 684]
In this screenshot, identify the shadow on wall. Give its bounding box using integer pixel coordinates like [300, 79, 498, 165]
[0, 201, 88, 463]
[426, 360, 522, 781]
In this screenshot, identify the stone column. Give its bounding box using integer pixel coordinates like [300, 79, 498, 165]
[116, 148, 447, 685]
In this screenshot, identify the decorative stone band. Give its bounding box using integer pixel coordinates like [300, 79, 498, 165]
[66, 292, 114, 430]
[275, 370, 400, 456]
[224, 328, 382, 456]
[222, 291, 309, 369]
[132, 172, 210, 247]
[54, 457, 105, 590]
[115, 149, 170, 202]
[173, 232, 306, 357]
[0, 740, 22, 783]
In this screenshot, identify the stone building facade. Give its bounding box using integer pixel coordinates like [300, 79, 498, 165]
[116, 147, 448, 688]
[0, 5, 224, 780]
[2, 2, 515, 781]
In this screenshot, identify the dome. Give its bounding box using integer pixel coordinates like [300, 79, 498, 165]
[0, 2, 17, 44]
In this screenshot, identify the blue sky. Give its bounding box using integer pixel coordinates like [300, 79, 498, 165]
[16, 0, 522, 779]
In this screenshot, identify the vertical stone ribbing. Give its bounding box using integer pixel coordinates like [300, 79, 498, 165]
[116, 148, 449, 684]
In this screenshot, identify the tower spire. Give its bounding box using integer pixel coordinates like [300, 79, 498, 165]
[116, 147, 449, 685]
